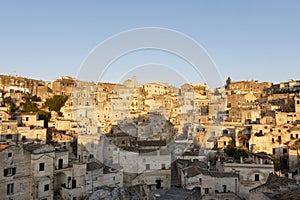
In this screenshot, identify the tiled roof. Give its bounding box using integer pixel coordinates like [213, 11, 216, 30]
[0, 144, 9, 151]
[158, 187, 195, 200]
[183, 166, 210, 178]
[252, 152, 273, 160]
[87, 162, 104, 171]
[250, 173, 297, 191]
[23, 143, 46, 152]
[265, 173, 297, 190]
[137, 140, 167, 147]
[264, 187, 300, 200]
[183, 165, 237, 178]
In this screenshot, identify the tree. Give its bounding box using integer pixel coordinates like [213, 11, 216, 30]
[225, 143, 236, 157]
[21, 101, 39, 112]
[225, 142, 249, 160]
[283, 104, 295, 113]
[38, 110, 51, 128]
[45, 95, 68, 113]
[4, 96, 17, 112]
[30, 95, 41, 102]
[233, 149, 249, 160]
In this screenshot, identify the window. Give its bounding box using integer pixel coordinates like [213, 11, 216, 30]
[8, 152, 12, 158]
[278, 136, 281, 140]
[44, 184, 49, 191]
[204, 188, 209, 194]
[146, 164, 150, 170]
[255, 174, 260, 181]
[199, 178, 202, 183]
[273, 148, 276, 155]
[6, 134, 12, 139]
[4, 168, 16, 176]
[161, 164, 166, 169]
[26, 117, 29, 121]
[296, 134, 299, 139]
[7, 183, 14, 195]
[283, 148, 287, 154]
[72, 180, 76, 189]
[58, 159, 63, 169]
[211, 131, 215, 137]
[39, 163, 45, 171]
[223, 185, 227, 192]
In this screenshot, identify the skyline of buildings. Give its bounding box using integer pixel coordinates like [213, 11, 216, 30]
[0, 73, 300, 199]
[1, 1, 300, 200]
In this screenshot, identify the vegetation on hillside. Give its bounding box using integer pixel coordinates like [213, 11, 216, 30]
[225, 142, 249, 160]
[3, 96, 17, 112]
[45, 95, 68, 115]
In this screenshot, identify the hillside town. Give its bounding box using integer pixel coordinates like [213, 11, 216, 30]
[0, 74, 300, 200]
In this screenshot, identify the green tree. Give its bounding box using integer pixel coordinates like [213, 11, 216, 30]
[283, 104, 295, 112]
[30, 95, 41, 102]
[4, 96, 17, 112]
[233, 149, 249, 160]
[38, 110, 51, 128]
[225, 143, 249, 160]
[225, 143, 236, 157]
[45, 95, 68, 113]
[21, 101, 39, 112]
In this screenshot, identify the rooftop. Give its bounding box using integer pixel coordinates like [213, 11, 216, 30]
[183, 165, 237, 178]
[157, 188, 196, 200]
[264, 187, 300, 200]
[250, 173, 297, 192]
[0, 144, 9, 151]
[87, 162, 104, 171]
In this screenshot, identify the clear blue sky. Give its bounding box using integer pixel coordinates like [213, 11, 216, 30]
[0, 1, 299, 87]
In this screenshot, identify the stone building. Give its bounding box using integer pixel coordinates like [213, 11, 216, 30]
[24, 144, 55, 200]
[0, 142, 124, 200]
[249, 173, 299, 200]
[113, 147, 172, 191]
[217, 135, 233, 149]
[270, 79, 300, 93]
[226, 80, 271, 93]
[0, 108, 10, 121]
[16, 112, 44, 127]
[181, 165, 239, 197]
[0, 145, 31, 200]
[0, 120, 19, 143]
[221, 155, 274, 198]
[227, 92, 258, 109]
[142, 82, 169, 97]
[295, 96, 300, 113]
[17, 126, 47, 143]
[0, 74, 46, 95]
[50, 76, 76, 96]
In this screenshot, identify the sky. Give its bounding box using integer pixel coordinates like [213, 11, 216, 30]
[0, 1, 300, 88]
